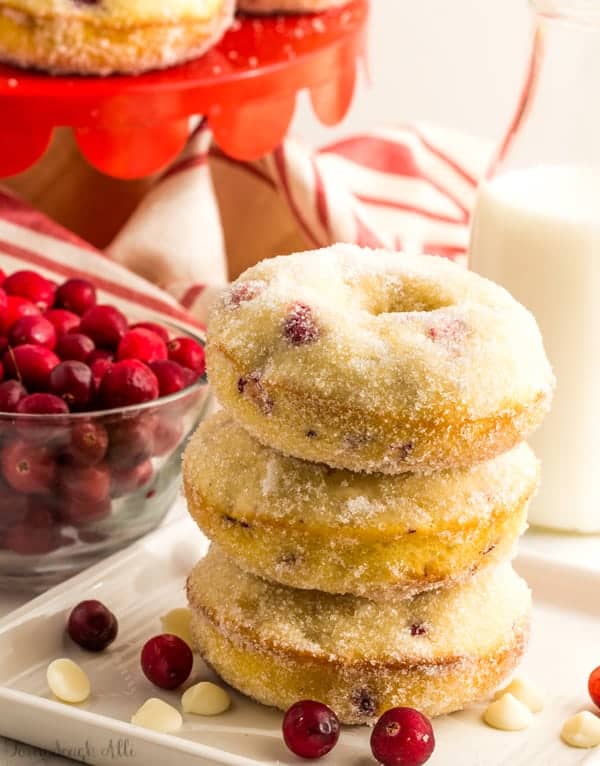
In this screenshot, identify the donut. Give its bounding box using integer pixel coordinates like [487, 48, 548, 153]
[183, 412, 538, 600]
[237, 0, 349, 14]
[207, 245, 554, 474]
[0, 0, 234, 75]
[187, 549, 531, 723]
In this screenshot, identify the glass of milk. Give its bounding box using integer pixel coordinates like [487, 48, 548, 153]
[469, 1, 600, 532]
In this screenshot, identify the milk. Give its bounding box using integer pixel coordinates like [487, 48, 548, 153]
[469, 165, 600, 532]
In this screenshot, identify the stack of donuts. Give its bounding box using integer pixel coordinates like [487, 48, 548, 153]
[183, 244, 554, 724]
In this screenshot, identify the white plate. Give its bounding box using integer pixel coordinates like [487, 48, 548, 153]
[0, 517, 596, 766]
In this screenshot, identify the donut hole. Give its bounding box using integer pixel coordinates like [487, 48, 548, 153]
[351, 274, 455, 316]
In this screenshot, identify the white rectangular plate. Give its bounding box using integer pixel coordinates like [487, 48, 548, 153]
[0, 517, 596, 766]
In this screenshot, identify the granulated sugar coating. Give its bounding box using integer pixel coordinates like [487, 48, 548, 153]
[183, 413, 539, 599]
[207, 245, 554, 474]
[187, 550, 531, 724]
[0, 0, 234, 74]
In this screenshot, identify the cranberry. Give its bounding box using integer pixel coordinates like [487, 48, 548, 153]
[107, 417, 154, 470]
[152, 418, 183, 457]
[55, 333, 95, 363]
[59, 463, 110, 505]
[1, 440, 56, 494]
[227, 281, 265, 307]
[0, 336, 8, 355]
[88, 348, 114, 365]
[3, 345, 59, 390]
[55, 279, 97, 316]
[0, 482, 28, 527]
[5, 508, 60, 555]
[49, 361, 93, 410]
[131, 322, 170, 343]
[282, 701, 340, 759]
[17, 393, 69, 415]
[370, 708, 435, 766]
[426, 318, 468, 348]
[283, 303, 320, 346]
[44, 309, 81, 337]
[89, 360, 110, 393]
[80, 305, 128, 349]
[2, 296, 41, 333]
[0, 272, 5, 287]
[589, 666, 600, 708]
[148, 360, 191, 397]
[4, 271, 55, 311]
[140, 634, 193, 690]
[117, 329, 167, 364]
[0, 288, 6, 319]
[9, 315, 56, 349]
[99, 360, 159, 409]
[64, 421, 109, 466]
[111, 459, 153, 497]
[167, 337, 206, 376]
[60, 497, 111, 527]
[0, 380, 25, 412]
[67, 599, 118, 652]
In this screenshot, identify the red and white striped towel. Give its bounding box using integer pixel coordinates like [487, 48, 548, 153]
[0, 124, 492, 323]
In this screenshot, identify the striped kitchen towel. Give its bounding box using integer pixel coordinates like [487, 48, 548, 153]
[0, 123, 492, 325]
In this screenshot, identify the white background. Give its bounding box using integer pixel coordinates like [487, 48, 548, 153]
[294, 0, 533, 145]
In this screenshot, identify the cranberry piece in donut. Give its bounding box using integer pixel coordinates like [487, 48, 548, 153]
[226, 281, 265, 308]
[237, 371, 273, 415]
[426, 317, 468, 348]
[283, 302, 320, 346]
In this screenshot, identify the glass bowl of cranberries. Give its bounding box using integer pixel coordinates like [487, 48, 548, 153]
[0, 270, 210, 591]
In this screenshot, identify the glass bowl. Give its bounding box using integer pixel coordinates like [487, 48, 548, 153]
[0, 321, 210, 592]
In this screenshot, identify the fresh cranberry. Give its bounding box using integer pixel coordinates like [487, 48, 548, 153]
[167, 337, 206, 376]
[60, 497, 111, 527]
[1, 440, 56, 494]
[90, 358, 112, 392]
[111, 459, 153, 497]
[99, 360, 159, 409]
[589, 666, 600, 708]
[152, 418, 183, 457]
[55, 333, 95, 363]
[117, 329, 167, 364]
[140, 634, 193, 690]
[0, 337, 8, 355]
[2, 296, 41, 333]
[0, 380, 27, 412]
[0, 482, 28, 527]
[80, 305, 128, 349]
[370, 708, 435, 766]
[4, 271, 55, 311]
[88, 348, 114, 365]
[148, 360, 191, 397]
[44, 309, 81, 337]
[67, 600, 118, 652]
[3, 345, 59, 390]
[282, 701, 340, 759]
[59, 463, 110, 505]
[55, 279, 97, 316]
[48, 361, 93, 410]
[17, 393, 69, 415]
[283, 303, 320, 346]
[0, 271, 5, 287]
[107, 417, 154, 470]
[131, 322, 170, 343]
[64, 421, 109, 466]
[8, 315, 56, 350]
[0, 288, 6, 320]
[5, 508, 60, 555]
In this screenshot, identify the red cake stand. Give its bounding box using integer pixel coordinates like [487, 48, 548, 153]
[0, 1, 368, 179]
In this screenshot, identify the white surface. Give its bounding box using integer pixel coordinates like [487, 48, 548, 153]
[470, 166, 600, 532]
[0, 516, 597, 765]
[293, 0, 532, 145]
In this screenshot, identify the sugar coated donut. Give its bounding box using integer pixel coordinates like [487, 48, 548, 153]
[207, 245, 554, 474]
[188, 550, 531, 723]
[237, 0, 349, 14]
[183, 412, 538, 600]
[0, 0, 234, 75]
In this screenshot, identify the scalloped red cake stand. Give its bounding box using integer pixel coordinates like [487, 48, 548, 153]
[0, 1, 368, 179]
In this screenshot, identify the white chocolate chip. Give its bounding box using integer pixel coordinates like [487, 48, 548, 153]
[47, 659, 91, 704]
[160, 608, 194, 648]
[131, 698, 183, 734]
[483, 692, 533, 731]
[494, 676, 544, 713]
[181, 681, 231, 716]
[561, 711, 600, 748]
